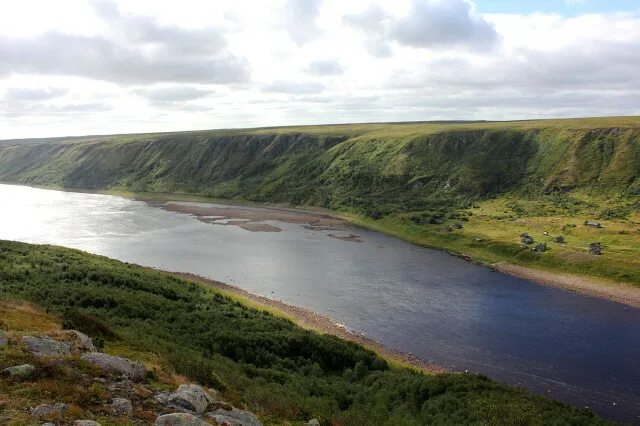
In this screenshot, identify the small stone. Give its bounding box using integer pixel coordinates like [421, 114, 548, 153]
[22, 336, 71, 357]
[168, 384, 213, 414]
[75, 421, 101, 426]
[1, 364, 36, 379]
[110, 397, 133, 416]
[41, 423, 56, 426]
[155, 413, 210, 426]
[0, 330, 7, 346]
[589, 242, 603, 255]
[81, 352, 146, 381]
[307, 419, 321, 426]
[31, 403, 67, 419]
[553, 235, 565, 243]
[531, 243, 547, 253]
[521, 234, 534, 245]
[205, 408, 262, 426]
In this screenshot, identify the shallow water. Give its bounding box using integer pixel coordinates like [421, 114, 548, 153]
[0, 183, 638, 422]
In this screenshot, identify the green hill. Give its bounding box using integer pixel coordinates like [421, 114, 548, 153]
[0, 240, 608, 425]
[1, 117, 639, 288]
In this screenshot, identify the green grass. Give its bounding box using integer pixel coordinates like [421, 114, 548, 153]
[0, 240, 609, 425]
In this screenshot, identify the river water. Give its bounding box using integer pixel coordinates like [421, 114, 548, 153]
[0, 183, 638, 423]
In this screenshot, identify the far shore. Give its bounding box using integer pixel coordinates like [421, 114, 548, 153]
[170, 271, 446, 374]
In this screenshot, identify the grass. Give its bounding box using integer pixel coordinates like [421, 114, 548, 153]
[0, 240, 609, 425]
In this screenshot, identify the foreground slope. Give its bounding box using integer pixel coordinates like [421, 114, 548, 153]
[0, 117, 639, 288]
[0, 240, 607, 425]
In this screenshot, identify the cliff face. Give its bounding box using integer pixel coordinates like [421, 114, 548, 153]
[0, 123, 639, 215]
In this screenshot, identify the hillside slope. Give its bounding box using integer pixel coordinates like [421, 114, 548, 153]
[0, 117, 639, 289]
[0, 240, 608, 425]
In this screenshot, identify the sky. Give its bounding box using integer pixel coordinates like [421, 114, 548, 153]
[0, 0, 639, 139]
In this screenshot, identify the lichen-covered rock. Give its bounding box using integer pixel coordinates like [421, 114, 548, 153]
[74, 421, 101, 426]
[81, 352, 146, 381]
[22, 336, 71, 357]
[64, 330, 97, 353]
[109, 397, 133, 416]
[206, 408, 262, 426]
[155, 413, 210, 426]
[1, 364, 35, 379]
[31, 403, 67, 419]
[155, 391, 172, 406]
[306, 420, 320, 426]
[168, 384, 213, 414]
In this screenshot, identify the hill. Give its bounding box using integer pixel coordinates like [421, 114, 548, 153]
[0, 117, 639, 291]
[0, 240, 608, 425]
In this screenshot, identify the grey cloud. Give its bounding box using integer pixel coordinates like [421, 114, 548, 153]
[262, 81, 325, 94]
[2, 101, 111, 118]
[344, 5, 393, 57]
[0, 1, 249, 85]
[3, 87, 68, 102]
[283, 0, 322, 45]
[390, 0, 498, 50]
[306, 60, 344, 76]
[133, 86, 213, 103]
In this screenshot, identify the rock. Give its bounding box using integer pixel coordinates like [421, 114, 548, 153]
[74, 421, 101, 426]
[81, 352, 145, 381]
[1, 364, 36, 379]
[430, 217, 444, 225]
[206, 408, 262, 426]
[542, 231, 549, 236]
[473, 238, 484, 243]
[155, 391, 172, 406]
[22, 336, 71, 357]
[208, 400, 233, 411]
[0, 330, 7, 346]
[553, 236, 565, 243]
[107, 379, 133, 394]
[584, 220, 603, 228]
[443, 225, 453, 233]
[155, 413, 211, 426]
[64, 330, 97, 353]
[531, 243, 547, 253]
[109, 397, 133, 416]
[452, 222, 464, 229]
[589, 242, 603, 255]
[306, 420, 321, 426]
[168, 384, 213, 414]
[41, 423, 56, 426]
[521, 234, 534, 245]
[31, 403, 67, 419]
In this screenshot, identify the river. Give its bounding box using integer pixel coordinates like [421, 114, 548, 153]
[0, 183, 638, 423]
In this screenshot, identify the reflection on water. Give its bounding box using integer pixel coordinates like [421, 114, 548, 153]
[1, 183, 639, 422]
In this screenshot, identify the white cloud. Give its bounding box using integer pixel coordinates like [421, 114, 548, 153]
[0, 0, 639, 139]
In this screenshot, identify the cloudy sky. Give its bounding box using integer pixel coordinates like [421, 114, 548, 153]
[0, 0, 639, 139]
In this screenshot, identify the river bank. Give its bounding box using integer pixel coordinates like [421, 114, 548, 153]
[170, 271, 446, 374]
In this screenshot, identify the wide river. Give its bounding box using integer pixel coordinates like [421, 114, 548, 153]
[0, 183, 638, 423]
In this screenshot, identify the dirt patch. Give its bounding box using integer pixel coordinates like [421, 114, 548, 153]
[495, 262, 640, 309]
[171, 272, 445, 374]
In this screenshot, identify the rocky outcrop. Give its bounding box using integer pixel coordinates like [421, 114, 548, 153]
[167, 384, 214, 414]
[81, 352, 146, 381]
[155, 413, 211, 426]
[205, 408, 263, 426]
[109, 397, 133, 416]
[31, 403, 68, 419]
[64, 330, 97, 353]
[1, 364, 36, 379]
[22, 336, 71, 357]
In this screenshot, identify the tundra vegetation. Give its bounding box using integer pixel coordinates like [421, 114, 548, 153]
[0, 240, 609, 425]
[0, 117, 639, 287]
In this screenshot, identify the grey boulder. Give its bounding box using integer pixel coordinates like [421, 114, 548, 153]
[206, 408, 262, 426]
[75, 421, 102, 426]
[22, 336, 71, 357]
[168, 384, 213, 414]
[81, 352, 145, 381]
[65, 330, 97, 353]
[307, 420, 321, 426]
[155, 413, 211, 426]
[31, 403, 67, 419]
[109, 397, 133, 416]
[1, 364, 36, 379]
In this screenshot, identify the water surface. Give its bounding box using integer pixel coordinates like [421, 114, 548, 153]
[0, 184, 638, 422]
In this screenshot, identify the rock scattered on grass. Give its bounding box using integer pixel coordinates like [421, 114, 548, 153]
[531, 243, 547, 253]
[0, 330, 7, 346]
[155, 413, 211, 426]
[553, 236, 565, 243]
[74, 421, 102, 426]
[584, 220, 603, 228]
[1, 364, 36, 379]
[81, 352, 146, 381]
[167, 384, 213, 414]
[589, 242, 603, 255]
[205, 408, 263, 426]
[22, 336, 71, 357]
[31, 403, 67, 419]
[306, 419, 321, 426]
[64, 330, 97, 353]
[109, 397, 133, 416]
[520, 233, 534, 245]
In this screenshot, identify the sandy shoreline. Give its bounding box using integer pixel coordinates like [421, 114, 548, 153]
[494, 262, 640, 309]
[170, 271, 446, 374]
